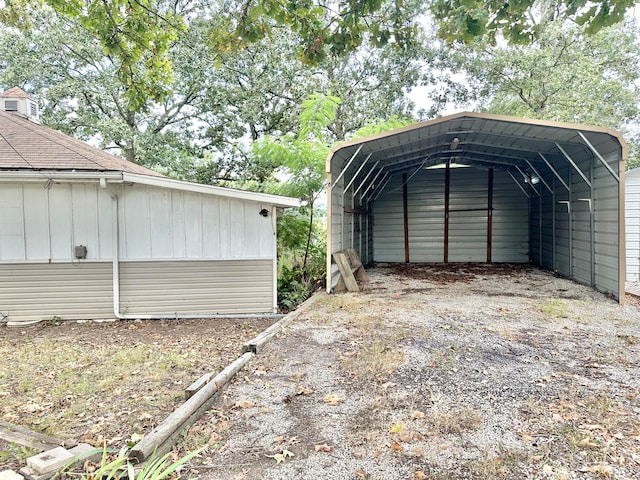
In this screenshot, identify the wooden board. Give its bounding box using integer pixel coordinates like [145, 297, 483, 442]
[0, 420, 62, 451]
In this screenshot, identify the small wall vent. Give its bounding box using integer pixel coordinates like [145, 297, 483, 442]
[4, 100, 18, 112]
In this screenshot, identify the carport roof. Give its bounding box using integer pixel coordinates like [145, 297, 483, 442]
[327, 112, 627, 195]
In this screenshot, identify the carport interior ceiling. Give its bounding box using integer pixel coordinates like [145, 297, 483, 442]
[326, 112, 626, 300]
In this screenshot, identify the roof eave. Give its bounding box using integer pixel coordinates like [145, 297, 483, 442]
[122, 173, 301, 208]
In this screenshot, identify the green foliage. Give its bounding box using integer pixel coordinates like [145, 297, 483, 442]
[430, 18, 640, 168]
[211, 0, 423, 65]
[59, 445, 204, 479]
[277, 209, 326, 310]
[430, 0, 636, 45]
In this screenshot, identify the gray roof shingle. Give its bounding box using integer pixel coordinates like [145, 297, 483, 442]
[0, 110, 162, 176]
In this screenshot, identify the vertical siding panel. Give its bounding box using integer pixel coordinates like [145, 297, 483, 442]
[49, 184, 73, 260]
[183, 192, 203, 258]
[71, 184, 100, 259]
[171, 190, 186, 258]
[229, 199, 244, 258]
[0, 184, 26, 260]
[149, 188, 173, 258]
[203, 195, 221, 258]
[218, 197, 231, 258]
[244, 201, 261, 257]
[97, 188, 113, 260]
[23, 184, 50, 260]
[123, 187, 151, 259]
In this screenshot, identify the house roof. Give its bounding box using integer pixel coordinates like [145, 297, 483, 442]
[0, 87, 33, 99]
[0, 110, 161, 176]
[0, 107, 301, 208]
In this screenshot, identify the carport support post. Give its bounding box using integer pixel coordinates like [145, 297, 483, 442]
[444, 160, 450, 263]
[487, 168, 493, 262]
[403, 172, 410, 262]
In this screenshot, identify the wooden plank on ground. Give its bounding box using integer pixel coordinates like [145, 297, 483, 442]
[242, 292, 324, 354]
[0, 420, 63, 452]
[333, 252, 360, 292]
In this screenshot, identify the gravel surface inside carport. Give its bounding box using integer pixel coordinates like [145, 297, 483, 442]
[191, 264, 640, 480]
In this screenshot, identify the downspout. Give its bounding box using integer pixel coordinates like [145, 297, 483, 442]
[100, 178, 283, 320]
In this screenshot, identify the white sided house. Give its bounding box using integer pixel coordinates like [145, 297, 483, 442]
[626, 167, 640, 281]
[0, 88, 300, 326]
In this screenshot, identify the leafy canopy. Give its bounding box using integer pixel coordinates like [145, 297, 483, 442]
[431, 0, 638, 44]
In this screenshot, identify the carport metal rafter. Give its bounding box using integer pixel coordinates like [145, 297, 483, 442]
[326, 112, 627, 301]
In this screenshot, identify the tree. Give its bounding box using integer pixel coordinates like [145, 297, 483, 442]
[431, 0, 637, 44]
[6, 0, 634, 113]
[1, 6, 427, 180]
[428, 18, 640, 167]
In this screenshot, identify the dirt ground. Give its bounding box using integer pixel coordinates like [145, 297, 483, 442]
[2, 264, 640, 480]
[191, 264, 640, 480]
[0, 317, 275, 471]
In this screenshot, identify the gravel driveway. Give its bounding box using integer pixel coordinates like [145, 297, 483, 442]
[191, 263, 640, 480]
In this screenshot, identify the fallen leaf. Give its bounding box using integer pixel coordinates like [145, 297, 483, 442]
[323, 394, 342, 406]
[352, 451, 363, 458]
[234, 400, 256, 409]
[542, 464, 554, 474]
[208, 432, 222, 443]
[273, 435, 286, 444]
[315, 443, 332, 453]
[390, 422, 404, 434]
[296, 386, 314, 396]
[130, 432, 143, 443]
[355, 469, 367, 478]
[414, 470, 427, 480]
[389, 441, 404, 451]
[398, 432, 412, 443]
[266, 449, 294, 464]
[411, 410, 425, 420]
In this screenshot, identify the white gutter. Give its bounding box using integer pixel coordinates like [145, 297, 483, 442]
[100, 177, 284, 320]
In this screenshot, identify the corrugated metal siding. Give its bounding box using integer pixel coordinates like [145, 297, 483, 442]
[570, 157, 593, 287]
[626, 169, 640, 281]
[373, 175, 405, 261]
[373, 167, 529, 263]
[119, 260, 274, 315]
[407, 169, 445, 262]
[593, 151, 620, 295]
[552, 163, 572, 277]
[448, 168, 488, 262]
[0, 262, 113, 323]
[492, 170, 529, 262]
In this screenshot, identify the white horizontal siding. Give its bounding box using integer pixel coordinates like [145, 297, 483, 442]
[119, 260, 274, 315]
[0, 262, 114, 324]
[627, 170, 640, 281]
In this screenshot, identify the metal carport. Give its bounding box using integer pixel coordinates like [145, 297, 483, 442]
[326, 112, 627, 301]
